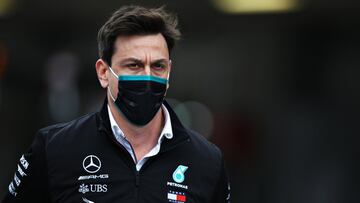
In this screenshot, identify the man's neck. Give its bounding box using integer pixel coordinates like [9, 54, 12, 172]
[108, 100, 164, 161]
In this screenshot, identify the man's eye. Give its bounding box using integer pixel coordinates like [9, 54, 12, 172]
[152, 63, 166, 70]
[126, 63, 140, 68]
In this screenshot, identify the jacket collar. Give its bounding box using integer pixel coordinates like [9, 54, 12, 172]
[97, 98, 190, 151]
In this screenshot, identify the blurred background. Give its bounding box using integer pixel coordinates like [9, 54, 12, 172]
[1, 0, 360, 202]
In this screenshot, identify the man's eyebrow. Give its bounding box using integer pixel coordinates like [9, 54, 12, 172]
[119, 57, 143, 64]
[151, 59, 169, 64]
[118, 58, 169, 65]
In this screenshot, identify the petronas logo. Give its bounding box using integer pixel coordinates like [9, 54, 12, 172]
[172, 165, 188, 183]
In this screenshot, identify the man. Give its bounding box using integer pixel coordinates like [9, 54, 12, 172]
[3, 5, 230, 203]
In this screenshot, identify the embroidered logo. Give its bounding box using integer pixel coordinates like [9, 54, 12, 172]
[168, 190, 186, 202]
[78, 183, 108, 194]
[82, 155, 101, 174]
[172, 165, 188, 183]
[82, 197, 94, 203]
[79, 183, 89, 194]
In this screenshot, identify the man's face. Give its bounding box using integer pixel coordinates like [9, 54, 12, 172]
[108, 33, 171, 91]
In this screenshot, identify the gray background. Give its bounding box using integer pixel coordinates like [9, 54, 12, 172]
[1, 0, 360, 202]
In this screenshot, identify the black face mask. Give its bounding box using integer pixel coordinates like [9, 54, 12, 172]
[108, 67, 168, 126]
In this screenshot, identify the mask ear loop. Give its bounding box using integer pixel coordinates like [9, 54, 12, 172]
[107, 66, 119, 102]
[108, 66, 119, 79]
[107, 86, 117, 102]
[164, 60, 171, 96]
[167, 60, 172, 83]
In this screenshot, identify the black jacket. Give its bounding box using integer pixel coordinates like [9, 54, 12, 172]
[3, 100, 230, 203]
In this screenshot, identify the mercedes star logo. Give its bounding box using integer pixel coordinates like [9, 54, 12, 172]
[82, 155, 101, 173]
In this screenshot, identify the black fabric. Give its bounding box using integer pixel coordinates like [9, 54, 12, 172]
[115, 79, 167, 126]
[2, 99, 230, 203]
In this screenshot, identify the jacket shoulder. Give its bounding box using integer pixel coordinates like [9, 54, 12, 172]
[186, 129, 223, 163]
[37, 112, 98, 142]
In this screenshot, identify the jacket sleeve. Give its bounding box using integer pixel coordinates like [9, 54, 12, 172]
[211, 155, 231, 203]
[2, 131, 51, 202]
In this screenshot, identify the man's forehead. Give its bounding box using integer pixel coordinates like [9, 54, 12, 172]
[113, 34, 169, 58]
[112, 38, 169, 63]
[114, 34, 168, 49]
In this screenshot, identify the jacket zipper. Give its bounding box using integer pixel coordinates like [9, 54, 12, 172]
[102, 127, 141, 200]
[122, 138, 141, 200]
[135, 170, 140, 199]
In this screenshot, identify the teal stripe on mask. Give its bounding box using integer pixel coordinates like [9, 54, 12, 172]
[118, 75, 168, 84]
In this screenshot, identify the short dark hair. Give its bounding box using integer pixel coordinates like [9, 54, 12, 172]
[97, 5, 181, 65]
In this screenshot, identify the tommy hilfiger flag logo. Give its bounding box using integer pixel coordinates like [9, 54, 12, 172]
[167, 190, 186, 202]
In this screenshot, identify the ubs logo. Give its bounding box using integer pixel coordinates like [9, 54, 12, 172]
[79, 183, 108, 194]
[82, 155, 101, 174]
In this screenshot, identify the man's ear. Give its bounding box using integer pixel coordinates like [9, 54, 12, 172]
[95, 59, 109, 88]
